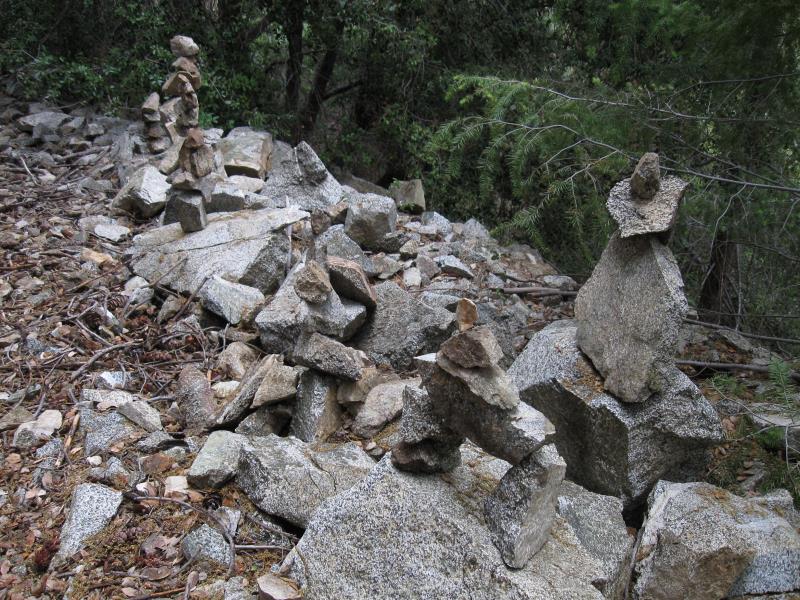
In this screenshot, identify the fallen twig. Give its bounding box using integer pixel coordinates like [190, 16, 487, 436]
[677, 359, 800, 382]
[69, 340, 139, 381]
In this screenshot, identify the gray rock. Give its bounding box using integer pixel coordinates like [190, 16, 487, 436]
[171, 191, 207, 232]
[325, 256, 377, 309]
[79, 406, 139, 454]
[630, 152, 660, 200]
[12, 409, 62, 449]
[52, 483, 122, 567]
[508, 321, 723, 508]
[344, 193, 397, 249]
[252, 358, 298, 407]
[200, 276, 265, 325]
[541, 274, 578, 291]
[112, 165, 170, 217]
[436, 254, 474, 278]
[402, 267, 422, 287]
[416, 254, 441, 279]
[575, 232, 688, 403]
[485, 444, 566, 568]
[336, 367, 399, 406]
[216, 341, 259, 380]
[235, 403, 292, 436]
[289, 370, 342, 442]
[17, 110, 71, 133]
[236, 434, 375, 527]
[218, 127, 272, 178]
[352, 378, 420, 438]
[260, 141, 344, 211]
[315, 225, 375, 275]
[175, 365, 217, 432]
[607, 176, 688, 238]
[440, 325, 504, 368]
[284, 446, 612, 599]
[293, 260, 332, 304]
[131, 208, 304, 295]
[372, 253, 404, 279]
[353, 281, 455, 370]
[182, 524, 232, 566]
[118, 400, 162, 432]
[292, 331, 367, 381]
[557, 481, 634, 599]
[391, 179, 425, 213]
[461, 218, 491, 240]
[208, 181, 247, 213]
[255, 261, 367, 354]
[170, 35, 200, 57]
[136, 430, 180, 453]
[88, 456, 136, 488]
[187, 430, 247, 488]
[215, 355, 277, 426]
[421, 211, 453, 237]
[634, 481, 800, 599]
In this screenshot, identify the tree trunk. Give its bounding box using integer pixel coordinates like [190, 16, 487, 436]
[298, 21, 344, 140]
[284, 2, 305, 116]
[698, 229, 742, 327]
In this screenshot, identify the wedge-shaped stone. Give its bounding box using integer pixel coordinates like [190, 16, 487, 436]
[260, 141, 343, 211]
[607, 176, 688, 238]
[112, 165, 170, 217]
[130, 208, 305, 295]
[187, 430, 247, 489]
[292, 331, 367, 382]
[290, 370, 342, 442]
[326, 256, 377, 308]
[199, 276, 265, 325]
[52, 484, 122, 568]
[344, 192, 397, 249]
[236, 434, 374, 527]
[508, 321, 723, 508]
[574, 232, 688, 403]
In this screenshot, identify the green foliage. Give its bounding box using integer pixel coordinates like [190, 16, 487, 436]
[768, 360, 797, 407]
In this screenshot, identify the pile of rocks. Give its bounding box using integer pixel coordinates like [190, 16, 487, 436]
[510, 153, 723, 510]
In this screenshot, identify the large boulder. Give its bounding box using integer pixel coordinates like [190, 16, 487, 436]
[633, 481, 800, 599]
[112, 165, 170, 217]
[574, 232, 688, 403]
[236, 435, 375, 527]
[130, 208, 305, 295]
[508, 321, 723, 508]
[283, 445, 623, 599]
[260, 141, 344, 211]
[344, 192, 397, 249]
[218, 127, 273, 179]
[353, 281, 455, 370]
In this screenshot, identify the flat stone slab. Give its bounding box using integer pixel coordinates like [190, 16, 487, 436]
[130, 207, 306, 295]
[607, 176, 688, 238]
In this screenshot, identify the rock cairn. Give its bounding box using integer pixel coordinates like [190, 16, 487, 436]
[391, 324, 563, 568]
[509, 154, 723, 509]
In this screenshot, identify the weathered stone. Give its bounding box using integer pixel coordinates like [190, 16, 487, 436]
[236, 434, 374, 527]
[175, 365, 217, 432]
[455, 297, 478, 332]
[440, 325, 503, 368]
[508, 321, 723, 508]
[352, 378, 420, 438]
[141, 92, 160, 117]
[290, 370, 342, 442]
[170, 35, 200, 57]
[557, 481, 634, 599]
[187, 430, 247, 488]
[218, 127, 272, 178]
[112, 165, 170, 217]
[207, 181, 247, 213]
[461, 217, 492, 240]
[79, 405, 140, 454]
[403, 267, 422, 287]
[336, 367, 399, 406]
[292, 331, 366, 381]
[17, 110, 71, 133]
[391, 179, 425, 213]
[634, 481, 800, 599]
[170, 56, 202, 90]
[0, 406, 34, 432]
[485, 444, 566, 568]
[200, 276, 265, 325]
[216, 341, 258, 380]
[12, 409, 62, 449]
[372, 253, 404, 279]
[235, 403, 292, 436]
[182, 524, 232, 566]
[353, 281, 455, 370]
[255, 261, 367, 354]
[285, 446, 615, 599]
[260, 141, 343, 211]
[258, 574, 302, 600]
[344, 193, 397, 249]
[52, 484, 122, 568]
[315, 226, 375, 275]
[326, 256, 377, 308]
[630, 152, 660, 200]
[215, 355, 278, 426]
[170, 190, 207, 232]
[421, 211, 453, 237]
[118, 400, 162, 432]
[607, 176, 688, 238]
[436, 254, 474, 278]
[416, 253, 441, 279]
[131, 208, 305, 295]
[293, 260, 332, 304]
[575, 232, 688, 403]
[252, 359, 298, 407]
[399, 239, 418, 259]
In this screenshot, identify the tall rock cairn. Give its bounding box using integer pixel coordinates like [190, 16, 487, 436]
[140, 35, 202, 154]
[574, 152, 690, 403]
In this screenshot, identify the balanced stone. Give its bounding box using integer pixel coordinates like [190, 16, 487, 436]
[607, 175, 688, 238]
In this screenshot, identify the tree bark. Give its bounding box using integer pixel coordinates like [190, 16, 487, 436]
[284, 2, 305, 116]
[298, 21, 344, 140]
[698, 229, 741, 327]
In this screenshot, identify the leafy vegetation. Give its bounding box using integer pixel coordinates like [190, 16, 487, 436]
[1, 0, 799, 340]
